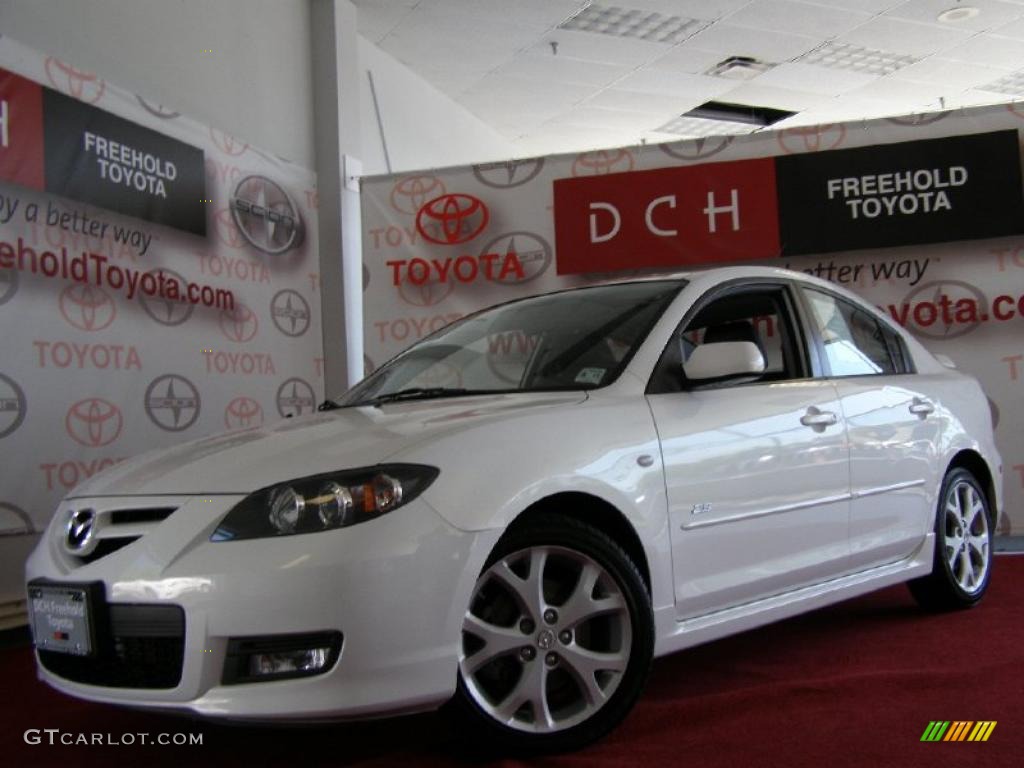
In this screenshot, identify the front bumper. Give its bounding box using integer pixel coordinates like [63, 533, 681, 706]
[25, 493, 500, 720]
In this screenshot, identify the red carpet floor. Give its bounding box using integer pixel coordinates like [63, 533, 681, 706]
[3, 555, 1022, 767]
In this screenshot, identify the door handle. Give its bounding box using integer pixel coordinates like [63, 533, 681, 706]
[800, 406, 838, 428]
[909, 398, 935, 417]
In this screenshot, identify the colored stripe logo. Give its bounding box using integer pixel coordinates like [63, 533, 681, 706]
[921, 721, 997, 742]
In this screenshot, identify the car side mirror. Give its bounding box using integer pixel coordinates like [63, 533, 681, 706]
[683, 341, 765, 382]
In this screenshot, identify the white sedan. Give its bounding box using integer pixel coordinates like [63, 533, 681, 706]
[26, 266, 1000, 753]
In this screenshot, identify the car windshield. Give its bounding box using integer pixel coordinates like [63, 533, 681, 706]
[335, 279, 685, 407]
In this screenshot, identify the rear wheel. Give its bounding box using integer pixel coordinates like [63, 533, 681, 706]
[909, 468, 993, 610]
[452, 514, 653, 754]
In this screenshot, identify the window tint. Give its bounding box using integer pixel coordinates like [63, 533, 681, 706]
[803, 288, 898, 377]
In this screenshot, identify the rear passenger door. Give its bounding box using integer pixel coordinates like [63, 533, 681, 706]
[799, 287, 941, 571]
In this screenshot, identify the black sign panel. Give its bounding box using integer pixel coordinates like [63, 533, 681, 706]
[42, 89, 206, 236]
[776, 130, 1024, 256]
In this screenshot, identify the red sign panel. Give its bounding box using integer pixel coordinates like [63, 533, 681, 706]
[553, 157, 780, 275]
[0, 68, 45, 192]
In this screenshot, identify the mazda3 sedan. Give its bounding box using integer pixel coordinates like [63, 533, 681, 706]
[26, 266, 1000, 752]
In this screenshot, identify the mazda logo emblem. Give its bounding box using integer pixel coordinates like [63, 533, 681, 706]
[65, 508, 98, 555]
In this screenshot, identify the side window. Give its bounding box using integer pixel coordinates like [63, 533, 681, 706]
[649, 285, 805, 393]
[803, 288, 899, 377]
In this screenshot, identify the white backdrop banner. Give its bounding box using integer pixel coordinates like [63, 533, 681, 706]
[362, 106, 1024, 536]
[0, 38, 323, 602]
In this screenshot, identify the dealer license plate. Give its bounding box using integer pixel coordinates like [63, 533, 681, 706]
[28, 584, 94, 656]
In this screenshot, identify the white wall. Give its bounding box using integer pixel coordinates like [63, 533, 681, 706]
[0, 0, 316, 168]
[358, 36, 517, 175]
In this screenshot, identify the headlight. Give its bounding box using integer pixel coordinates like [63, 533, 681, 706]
[211, 464, 439, 541]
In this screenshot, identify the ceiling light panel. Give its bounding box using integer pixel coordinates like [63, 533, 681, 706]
[799, 41, 919, 76]
[558, 3, 705, 44]
[978, 69, 1024, 97]
[656, 115, 759, 137]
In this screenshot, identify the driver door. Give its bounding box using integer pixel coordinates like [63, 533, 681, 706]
[646, 282, 852, 619]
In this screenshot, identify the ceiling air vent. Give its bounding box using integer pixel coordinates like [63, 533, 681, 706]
[706, 56, 775, 80]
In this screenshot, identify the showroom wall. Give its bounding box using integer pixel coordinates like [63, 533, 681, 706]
[361, 106, 1024, 537]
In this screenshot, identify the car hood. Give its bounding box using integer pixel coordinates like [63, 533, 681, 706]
[68, 392, 587, 497]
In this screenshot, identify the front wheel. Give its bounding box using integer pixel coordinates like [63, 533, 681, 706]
[909, 468, 993, 610]
[451, 514, 653, 754]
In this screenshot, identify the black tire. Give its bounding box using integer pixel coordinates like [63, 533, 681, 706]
[908, 468, 994, 611]
[449, 513, 653, 755]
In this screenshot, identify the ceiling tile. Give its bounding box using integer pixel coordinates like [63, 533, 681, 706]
[717, 82, 834, 110]
[491, 52, 631, 87]
[847, 76, 953, 105]
[683, 22, 821, 61]
[584, 87, 703, 114]
[648, 45, 733, 74]
[991, 14, 1024, 37]
[551, 106, 670, 131]
[754, 62, 880, 94]
[532, 29, 675, 66]
[837, 16, 973, 56]
[883, 0, 1024, 32]
[612, 67, 738, 98]
[899, 56, 1016, 87]
[941, 32, 1024, 66]
[800, 0, 905, 12]
[725, 0, 873, 38]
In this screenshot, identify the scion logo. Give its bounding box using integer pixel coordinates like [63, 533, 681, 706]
[215, 207, 247, 249]
[572, 149, 635, 177]
[138, 267, 194, 326]
[473, 159, 545, 189]
[887, 113, 947, 127]
[225, 396, 263, 430]
[0, 502, 33, 536]
[777, 125, 847, 154]
[660, 136, 734, 161]
[135, 95, 180, 119]
[59, 284, 116, 332]
[230, 175, 304, 254]
[397, 277, 455, 308]
[270, 289, 311, 337]
[390, 175, 446, 215]
[0, 266, 18, 306]
[209, 127, 249, 157]
[65, 398, 123, 448]
[44, 57, 105, 104]
[64, 508, 97, 554]
[480, 232, 551, 284]
[416, 194, 490, 246]
[144, 374, 201, 432]
[0, 373, 27, 439]
[276, 377, 317, 418]
[897, 280, 988, 340]
[220, 303, 259, 343]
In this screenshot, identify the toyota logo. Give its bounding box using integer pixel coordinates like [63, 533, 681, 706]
[0, 373, 27, 439]
[276, 377, 317, 418]
[0, 267, 18, 306]
[230, 175, 304, 254]
[270, 289, 311, 337]
[209, 127, 249, 157]
[0, 502, 33, 536]
[135, 94, 180, 119]
[480, 232, 552, 285]
[473, 159, 545, 189]
[886, 113, 947, 127]
[777, 125, 847, 154]
[220, 303, 259, 343]
[64, 508, 98, 555]
[390, 175, 446, 215]
[396, 277, 455, 308]
[416, 194, 490, 246]
[45, 57, 105, 104]
[900, 280, 989, 340]
[66, 398, 123, 448]
[225, 396, 263, 430]
[660, 136, 734, 161]
[59, 283, 116, 332]
[145, 374, 201, 432]
[138, 268, 194, 326]
[572, 149, 635, 177]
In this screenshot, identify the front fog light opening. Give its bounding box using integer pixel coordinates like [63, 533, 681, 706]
[222, 631, 343, 685]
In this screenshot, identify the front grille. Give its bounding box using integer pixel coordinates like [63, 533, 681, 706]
[38, 603, 185, 689]
[66, 506, 178, 566]
[77, 537, 140, 564]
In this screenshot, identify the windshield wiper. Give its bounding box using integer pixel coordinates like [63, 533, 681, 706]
[363, 387, 471, 406]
